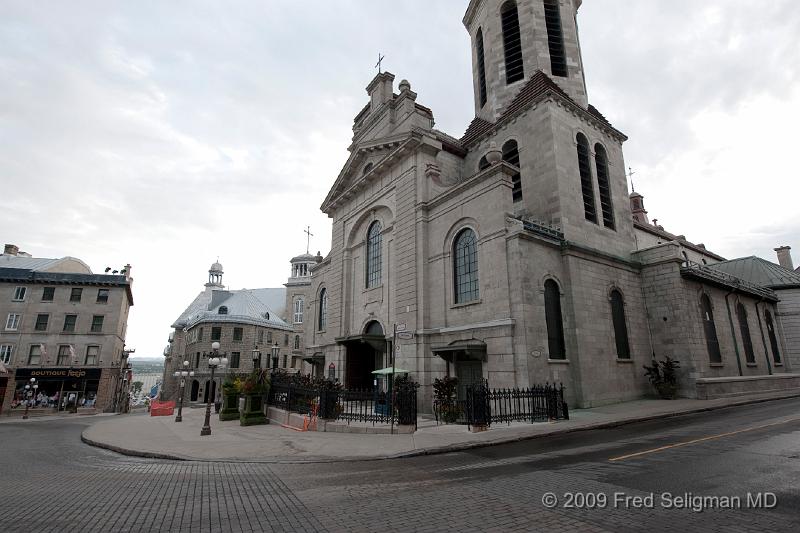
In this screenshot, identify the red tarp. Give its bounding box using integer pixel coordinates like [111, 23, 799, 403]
[149, 400, 175, 416]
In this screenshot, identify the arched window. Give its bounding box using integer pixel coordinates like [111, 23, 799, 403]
[701, 294, 722, 363]
[736, 303, 755, 364]
[502, 140, 523, 203]
[318, 288, 327, 331]
[610, 290, 630, 359]
[294, 335, 300, 350]
[594, 144, 615, 229]
[218, 306, 228, 315]
[478, 155, 489, 171]
[501, 1, 524, 84]
[366, 221, 383, 288]
[363, 162, 373, 175]
[576, 134, 597, 223]
[453, 228, 479, 304]
[765, 309, 782, 364]
[544, 280, 566, 359]
[293, 298, 304, 324]
[476, 28, 488, 107]
[543, 0, 567, 77]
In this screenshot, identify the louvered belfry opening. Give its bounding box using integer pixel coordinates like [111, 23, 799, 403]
[476, 28, 488, 107]
[736, 303, 756, 364]
[594, 144, 615, 229]
[501, 1, 524, 84]
[502, 139, 523, 202]
[701, 294, 722, 363]
[576, 134, 597, 223]
[543, 0, 568, 77]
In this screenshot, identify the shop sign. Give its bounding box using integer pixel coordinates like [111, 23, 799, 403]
[14, 368, 102, 380]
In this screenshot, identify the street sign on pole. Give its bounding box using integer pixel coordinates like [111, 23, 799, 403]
[397, 331, 413, 340]
[396, 323, 407, 332]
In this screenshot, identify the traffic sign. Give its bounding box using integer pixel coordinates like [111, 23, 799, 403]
[397, 331, 413, 340]
[395, 323, 407, 332]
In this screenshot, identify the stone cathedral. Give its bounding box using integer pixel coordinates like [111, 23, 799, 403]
[293, 0, 799, 410]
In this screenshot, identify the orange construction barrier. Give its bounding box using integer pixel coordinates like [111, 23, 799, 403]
[149, 400, 175, 416]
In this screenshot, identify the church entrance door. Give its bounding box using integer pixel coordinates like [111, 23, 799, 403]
[455, 360, 483, 402]
[343, 321, 385, 389]
[190, 380, 200, 402]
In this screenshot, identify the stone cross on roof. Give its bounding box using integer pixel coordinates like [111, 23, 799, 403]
[304, 226, 313, 254]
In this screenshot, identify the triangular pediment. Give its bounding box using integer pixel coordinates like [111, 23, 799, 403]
[321, 131, 418, 212]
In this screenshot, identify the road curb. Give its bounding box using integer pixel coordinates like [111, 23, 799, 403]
[80, 392, 800, 464]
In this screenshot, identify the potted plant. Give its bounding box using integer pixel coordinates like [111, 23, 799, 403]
[240, 369, 269, 426]
[433, 376, 460, 424]
[219, 375, 242, 421]
[643, 356, 681, 399]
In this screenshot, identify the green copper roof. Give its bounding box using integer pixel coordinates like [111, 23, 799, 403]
[709, 256, 800, 289]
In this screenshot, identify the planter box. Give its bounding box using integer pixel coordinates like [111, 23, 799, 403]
[239, 393, 267, 426]
[218, 392, 240, 421]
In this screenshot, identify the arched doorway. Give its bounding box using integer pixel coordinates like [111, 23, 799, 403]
[190, 380, 200, 402]
[203, 380, 217, 404]
[341, 321, 385, 389]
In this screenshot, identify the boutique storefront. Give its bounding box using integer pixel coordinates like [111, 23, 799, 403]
[13, 367, 103, 411]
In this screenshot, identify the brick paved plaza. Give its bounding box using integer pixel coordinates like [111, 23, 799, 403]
[1, 398, 799, 532]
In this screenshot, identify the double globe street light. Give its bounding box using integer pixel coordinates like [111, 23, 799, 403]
[22, 377, 37, 420]
[200, 341, 228, 436]
[173, 361, 195, 423]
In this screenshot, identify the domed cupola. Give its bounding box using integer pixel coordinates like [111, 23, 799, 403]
[205, 259, 224, 288]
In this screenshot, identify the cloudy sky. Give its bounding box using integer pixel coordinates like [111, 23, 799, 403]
[2, 1, 799, 359]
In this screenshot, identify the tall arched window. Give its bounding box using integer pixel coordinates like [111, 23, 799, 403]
[453, 228, 479, 304]
[363, 162, 373, 175]
[544, 280, 566, 359]
[476, 28, 488, 107]
[543, 0, 567, 77]
[293, 298, 304, 324]
[318, 288, 327, 331]
[736, 303, 755, 364]
[594, 144, 615, 229]
[765, 309, 782, 364]
[501, 1, 524, 84]
[478, 155, 489, 171]
[502, 140, 523, 203]
[701, 294, 722, 363]
[610, 290, 630, 359]
[366, 221, 382, 288]
[294, 335, 300, 350]
[576, 134, 597, 223]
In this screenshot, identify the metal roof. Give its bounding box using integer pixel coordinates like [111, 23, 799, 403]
[708, 256, 800, 289]
[0, 255, 65, 271]
[172, 287, 288, 330]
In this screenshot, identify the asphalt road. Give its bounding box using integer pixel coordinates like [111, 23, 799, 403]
[1, 397, 799, 532]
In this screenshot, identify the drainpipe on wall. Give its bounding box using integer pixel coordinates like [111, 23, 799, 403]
[754, 300, 773, 375]
[724, 289, 744, 377]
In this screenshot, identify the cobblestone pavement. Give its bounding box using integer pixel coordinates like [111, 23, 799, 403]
[1, 398, 800, 532]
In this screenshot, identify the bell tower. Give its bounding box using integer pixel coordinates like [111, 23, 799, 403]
[464, 0, 588, 121]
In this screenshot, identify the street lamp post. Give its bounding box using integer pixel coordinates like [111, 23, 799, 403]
[173, 360, 194, 422]
[271, 343, 279, 372]
[252, 345, 261, 369]
[22, 377, 36, 420]
[200, 341, 228, 436]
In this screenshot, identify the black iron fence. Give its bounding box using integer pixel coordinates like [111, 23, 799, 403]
[435, 382, 569, 428]
[267, 382, 418, 429]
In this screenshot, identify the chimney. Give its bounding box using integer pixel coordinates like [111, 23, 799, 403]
[775, 246, 794, 270]
[366, 71, 395, 113]
[3, 244, 19, 256]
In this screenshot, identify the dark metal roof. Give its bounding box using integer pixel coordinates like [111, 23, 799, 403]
[0, 267, 134, 305]
[708, 256, 800, 289]
[460, 70, 625, 147]
[680, 264, 779, 301]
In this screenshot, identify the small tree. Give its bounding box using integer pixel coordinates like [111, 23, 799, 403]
[643, 356, 680, 399]
[131, 381, 143, 395]
[433, 376, 460, 423]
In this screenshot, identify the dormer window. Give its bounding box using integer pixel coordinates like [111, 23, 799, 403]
[218, 306, 228, 315]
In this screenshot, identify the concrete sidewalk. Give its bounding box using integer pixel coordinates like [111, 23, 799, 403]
[81, 391, 800, 463]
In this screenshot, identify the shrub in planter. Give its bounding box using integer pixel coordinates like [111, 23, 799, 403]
[219, 375, 242, 421]
[393, 375, 420, 425]
[240, 369, 270, 426]
[643, 356, 681, 399]
[433, 376, 460, 423]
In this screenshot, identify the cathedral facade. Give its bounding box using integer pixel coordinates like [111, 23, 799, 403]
[292, 0, 797, 410]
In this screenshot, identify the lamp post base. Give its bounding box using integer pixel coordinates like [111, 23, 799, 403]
[200, 426, 211, 436]
[175, 415, 182, 422]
